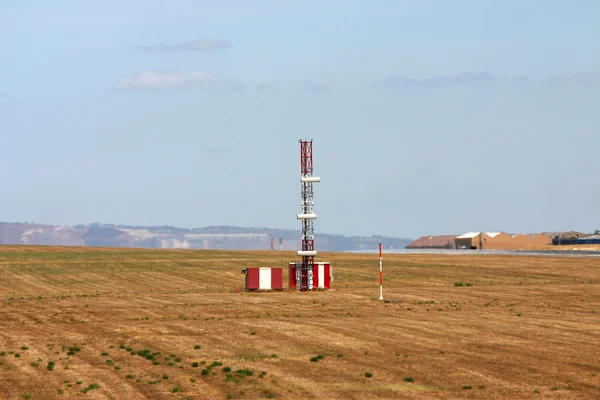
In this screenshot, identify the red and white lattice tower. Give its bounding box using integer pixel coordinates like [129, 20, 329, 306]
[296, 139, 321, 291]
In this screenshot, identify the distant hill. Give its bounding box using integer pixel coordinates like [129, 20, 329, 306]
[0, 222, 412, 252]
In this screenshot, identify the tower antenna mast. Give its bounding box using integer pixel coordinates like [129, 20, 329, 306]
[296, 139, 321, 291]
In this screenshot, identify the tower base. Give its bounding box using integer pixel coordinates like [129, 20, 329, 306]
[288, 262, 332, 290]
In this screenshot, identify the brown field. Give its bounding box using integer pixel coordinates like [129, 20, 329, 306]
[0, 246, 599, 400]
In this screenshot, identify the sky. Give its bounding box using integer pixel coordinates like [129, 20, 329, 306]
[1, 0, 599, 239]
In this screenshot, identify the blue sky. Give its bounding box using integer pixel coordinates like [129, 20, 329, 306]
[1, 1, 599, 238]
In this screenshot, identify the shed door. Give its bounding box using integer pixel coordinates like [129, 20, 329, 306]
[318, 264, 325, 288]
[259, 268, 271, 290]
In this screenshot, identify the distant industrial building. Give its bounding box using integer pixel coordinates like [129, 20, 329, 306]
[548, 230, 600, 245]
[408, 230, 599, 250]
[455, 232, 488, 249]
[455, 232, 552, 250]
[575, 234, 600, 245]
[406, 235, 457, 249]
[410, 232, 552, 250]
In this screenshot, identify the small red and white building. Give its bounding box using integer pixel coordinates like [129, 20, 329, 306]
[243, 267, 283, 291]
[288, 262, 332, 290]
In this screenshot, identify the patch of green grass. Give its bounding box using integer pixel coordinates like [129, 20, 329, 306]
[30, 363, 38, 368]
[0, 352, 5, 356]
[364, 372, 373, 378]
[454, 282, 473, 287]
[21, 346, 29, 351]
[479, 385, 485, 390]
[171, 387, 181, 393]
[462, 385, 472, 390]
[136, 349, 160, 362]
[403, 376, 414, 382]
[192, 362, 199, 368]
[126, 375, 134, 379]
[162, 374, 169, 380]
[251, 331, 256, 335]
[57, 389, 64, 395]
[47, 361, 55, 371]
[190, 378, 197, 383]
[194, 345, 201, 350]
[14, 353, 21, 358]
[21, 395, 31, 400]
[106, 359, 114, 366]
[223, 366, 231, 373]
[235, 369, 254, 377]
[101, 352, 108, 356]
[82, 383, 99, 393]
[259, 371, 267, 378]
[201, 368, 210, 376]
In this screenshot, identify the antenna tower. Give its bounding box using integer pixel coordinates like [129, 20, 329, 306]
[296, 139, 321, 291]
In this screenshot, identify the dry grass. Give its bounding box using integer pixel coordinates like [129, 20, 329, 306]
[0, 245, 599, 399]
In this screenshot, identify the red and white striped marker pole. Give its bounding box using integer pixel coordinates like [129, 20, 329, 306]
[379, 242, 383, 300]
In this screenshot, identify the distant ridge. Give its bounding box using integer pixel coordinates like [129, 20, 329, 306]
[0, 222, 412, 252]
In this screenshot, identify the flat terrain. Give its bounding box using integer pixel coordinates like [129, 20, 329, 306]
[0, 246, 599, 399]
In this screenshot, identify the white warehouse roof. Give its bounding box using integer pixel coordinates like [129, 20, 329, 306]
[457, 232, 480, 239]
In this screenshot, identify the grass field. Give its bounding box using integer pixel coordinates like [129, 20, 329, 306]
[0, 245, 599, 399]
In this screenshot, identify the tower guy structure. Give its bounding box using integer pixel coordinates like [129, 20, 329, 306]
[295, 139, 321, 291]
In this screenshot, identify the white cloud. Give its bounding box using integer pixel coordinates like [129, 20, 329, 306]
[134, 38, 232, 52]
[115, 70, 242, 91]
